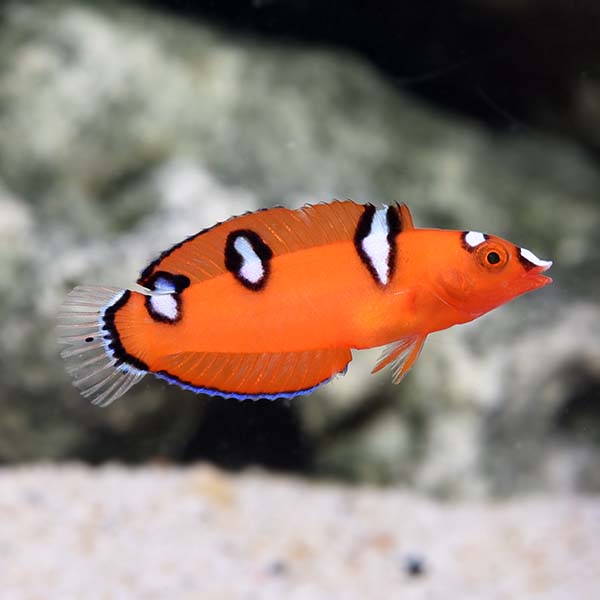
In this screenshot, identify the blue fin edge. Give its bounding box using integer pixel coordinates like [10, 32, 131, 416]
[152, 365, 348, 401]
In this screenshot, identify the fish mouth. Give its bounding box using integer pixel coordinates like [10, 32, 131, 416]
[524, 261, 553, 287]
[518, 247, 553, 284]
[535, 259, 553, 274]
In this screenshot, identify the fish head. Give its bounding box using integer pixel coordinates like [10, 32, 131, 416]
[432, 230, 553, 318]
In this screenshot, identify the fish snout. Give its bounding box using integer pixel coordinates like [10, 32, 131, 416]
[514, 246, 553, 290]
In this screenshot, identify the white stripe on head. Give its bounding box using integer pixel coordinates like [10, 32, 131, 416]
[150, 294, 178, 320]
[464, 231, 486, 248]
[362, 206, 391, 285]
[234, 236, 265, 284]
[520, 247, 553, 269]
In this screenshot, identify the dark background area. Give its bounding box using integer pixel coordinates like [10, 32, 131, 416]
[139, 0, 600, 149]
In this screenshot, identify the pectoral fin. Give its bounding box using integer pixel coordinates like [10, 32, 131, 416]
[371, 334, 426, 383]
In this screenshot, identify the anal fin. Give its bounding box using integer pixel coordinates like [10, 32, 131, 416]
[371, 334, 426, 384]
[153, 347, 352, 400]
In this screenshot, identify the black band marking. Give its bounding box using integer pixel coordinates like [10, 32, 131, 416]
[143, 271, 189, 324]
[144, 271, 190, 294]
[224, 229, 273, 291]
[353, 204, 402, 286]
[102, 291, 149, 372]
[354, 204, 378, 284]
[385, 205, 402, 283]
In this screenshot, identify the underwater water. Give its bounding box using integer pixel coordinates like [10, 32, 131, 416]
[0, 1, 599, 597]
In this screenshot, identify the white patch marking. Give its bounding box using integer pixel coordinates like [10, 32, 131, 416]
[234, 236, 265, 284]
[520, 247, 553, 269]
[153, 277, 176, 293]
[150, 294, 178, 320]
[465, 231, 486, 248]
[362, 206, 391, 285]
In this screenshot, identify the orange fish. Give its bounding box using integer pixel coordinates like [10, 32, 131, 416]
[58, 201, 552, 406]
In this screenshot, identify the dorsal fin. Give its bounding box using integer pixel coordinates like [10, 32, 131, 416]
[138, 201, 369, 287]
[397, 202, 415, 230]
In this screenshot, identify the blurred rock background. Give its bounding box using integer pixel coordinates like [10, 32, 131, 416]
[0, 0, 599, 498]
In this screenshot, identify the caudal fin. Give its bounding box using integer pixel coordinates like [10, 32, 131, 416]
[57, 286, 146, 407]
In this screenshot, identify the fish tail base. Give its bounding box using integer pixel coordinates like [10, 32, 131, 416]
[58, 286, 146, 407]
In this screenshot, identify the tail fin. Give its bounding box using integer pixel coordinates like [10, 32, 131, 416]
[58, 286, 146, 407]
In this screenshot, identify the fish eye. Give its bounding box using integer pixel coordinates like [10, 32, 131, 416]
[475, 243, 508, 271]
[486, 251, 500, 265]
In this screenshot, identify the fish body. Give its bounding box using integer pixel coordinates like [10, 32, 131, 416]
[59, 201, 552, 406]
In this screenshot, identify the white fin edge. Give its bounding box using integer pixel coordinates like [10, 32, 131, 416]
[57, 286, 146, 407]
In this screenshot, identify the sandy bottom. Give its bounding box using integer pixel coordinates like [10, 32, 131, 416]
[0, 464, 598, 600]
